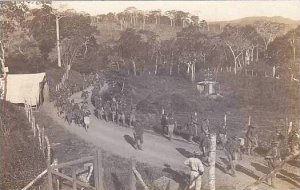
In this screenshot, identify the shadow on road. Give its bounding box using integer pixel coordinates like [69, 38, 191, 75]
[288, 159, 300, 168]
[123, 135, 136, 150]
[111, 172, 125, 190]
[235, 165, 259, 180]
[251, 162, 269, 174]
[162, 164, 188, 189]
[176, 148, 193, 158]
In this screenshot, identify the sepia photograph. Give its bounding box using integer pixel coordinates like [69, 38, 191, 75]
[0, 1, 299, 190]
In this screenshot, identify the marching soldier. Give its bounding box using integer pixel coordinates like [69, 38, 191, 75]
[218, 124, 227, 148]
[288, 127, 300, 157]
[245, 124, 257, 155]
[103, 102, 110, 122]
[161, 112, 168, 136]
[184, 151, 205, 190]
[167, 113, 176, 140]
[111, 100, 117, 123]
[129, 105, 136, 127]
[97, 106, 104, 120]
[224, 136, 240, 177]
[198, 119, 210, 157]
[133, 121, 144, 150]
[187, 112, 198, 142]
[265, 140, 281, 187]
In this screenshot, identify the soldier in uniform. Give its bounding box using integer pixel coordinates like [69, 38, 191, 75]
[103, 102, 110, 122]
[97, 106, 104, 120]
[133, 121, 144, 150]
[129, 105, 136, 127]
[288, 127, 300, 157]
[218, 124, 227, 148]
[161, 112, 168, 136]
[224, 136, 240, 177]
[167, 113, 176, 140]
[265, 140, 281, 187]
[110, 100, 117, 123]
[184, 151, 205, 190]
[198, 119, 210, 157]
[245, 124, 257, 155]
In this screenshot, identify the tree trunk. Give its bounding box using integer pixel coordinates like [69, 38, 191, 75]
[293, 46, 296, 63]
[256, 46, 259, 62]
[56, 16, 62, 67]
[251, 47, 254, 62]
[155, 54, 158, 75]
[132, 59, 137, 76]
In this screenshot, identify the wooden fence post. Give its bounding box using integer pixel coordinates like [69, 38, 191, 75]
[130, 157, 137, 190]
[42, 127, 45, 151]
[45, 136, 51, 165]
[248, 116, 251, 126]
[224, 114, 227, 126]
[47, 163, 53, 190]
[37, 124, 42, 150]
[208, 133, 216, 190]
[95, 150, 104, 190]
[72, 167, 77, 190]
[33, 117, 36, 137]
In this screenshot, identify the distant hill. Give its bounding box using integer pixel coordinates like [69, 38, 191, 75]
[209, 16, 299, 33]
[93, 16, 299, 43]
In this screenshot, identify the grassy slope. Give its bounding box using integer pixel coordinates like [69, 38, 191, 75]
[104, 70, 299, 149]
[0, 101, 45, 190]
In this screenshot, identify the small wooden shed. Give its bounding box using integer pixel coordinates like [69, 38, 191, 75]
[197, 80, 219, 95]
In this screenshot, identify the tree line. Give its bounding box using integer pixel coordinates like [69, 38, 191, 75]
[0, 2, 299, 81]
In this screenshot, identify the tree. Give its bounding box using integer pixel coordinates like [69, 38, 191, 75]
[254, 21, 286, 52]
[118, 29, 149, 75]
[221, 25, 252, 74]
[286, 26, 300, 63]
[28, 4, 56, 63]
[165, 10, 176, 27]
[1, 1, 29, 75]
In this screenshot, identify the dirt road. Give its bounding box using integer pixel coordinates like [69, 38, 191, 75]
[40, 85, 299, 190]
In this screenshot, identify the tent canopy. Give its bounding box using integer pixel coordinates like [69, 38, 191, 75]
[5, 73, 46, 106]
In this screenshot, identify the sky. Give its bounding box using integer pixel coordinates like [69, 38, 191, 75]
[46, 1, 300, 22]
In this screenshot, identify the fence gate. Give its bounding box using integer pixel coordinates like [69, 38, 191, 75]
[47, 150, 104, 190]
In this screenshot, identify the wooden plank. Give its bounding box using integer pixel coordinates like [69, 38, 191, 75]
[132, 167, 149, 190]
[22, 169, 47, 190]
[72, 168, 77, 190]
[130, 157, 137, 190]
[48, 165, 53, 190]
[51, 170, 96, 189]
[52, 156, 94, 169]
[94, 153, 99, 190]
[96, 150, 104, 190]
[208, 133, 216, 190]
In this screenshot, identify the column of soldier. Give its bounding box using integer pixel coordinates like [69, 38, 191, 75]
[52, 79, 92, 131]
[163, 111, 299, 184]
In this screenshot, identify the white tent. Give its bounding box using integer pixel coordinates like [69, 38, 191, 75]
[4, 73, 47, 106]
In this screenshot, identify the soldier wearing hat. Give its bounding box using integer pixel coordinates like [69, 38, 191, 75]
[245, 124, 257, 155]
[224, 136, 240, 177]
[265, 140, 281, 187]
[288, 126, 300, 157]
[184, 151, 205, 190]
[133, 121, 144, 150]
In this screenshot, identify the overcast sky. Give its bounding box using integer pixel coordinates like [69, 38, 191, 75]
[47, 1, 300, 22]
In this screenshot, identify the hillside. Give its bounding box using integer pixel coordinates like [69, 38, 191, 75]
[210, 16, 299, 33]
